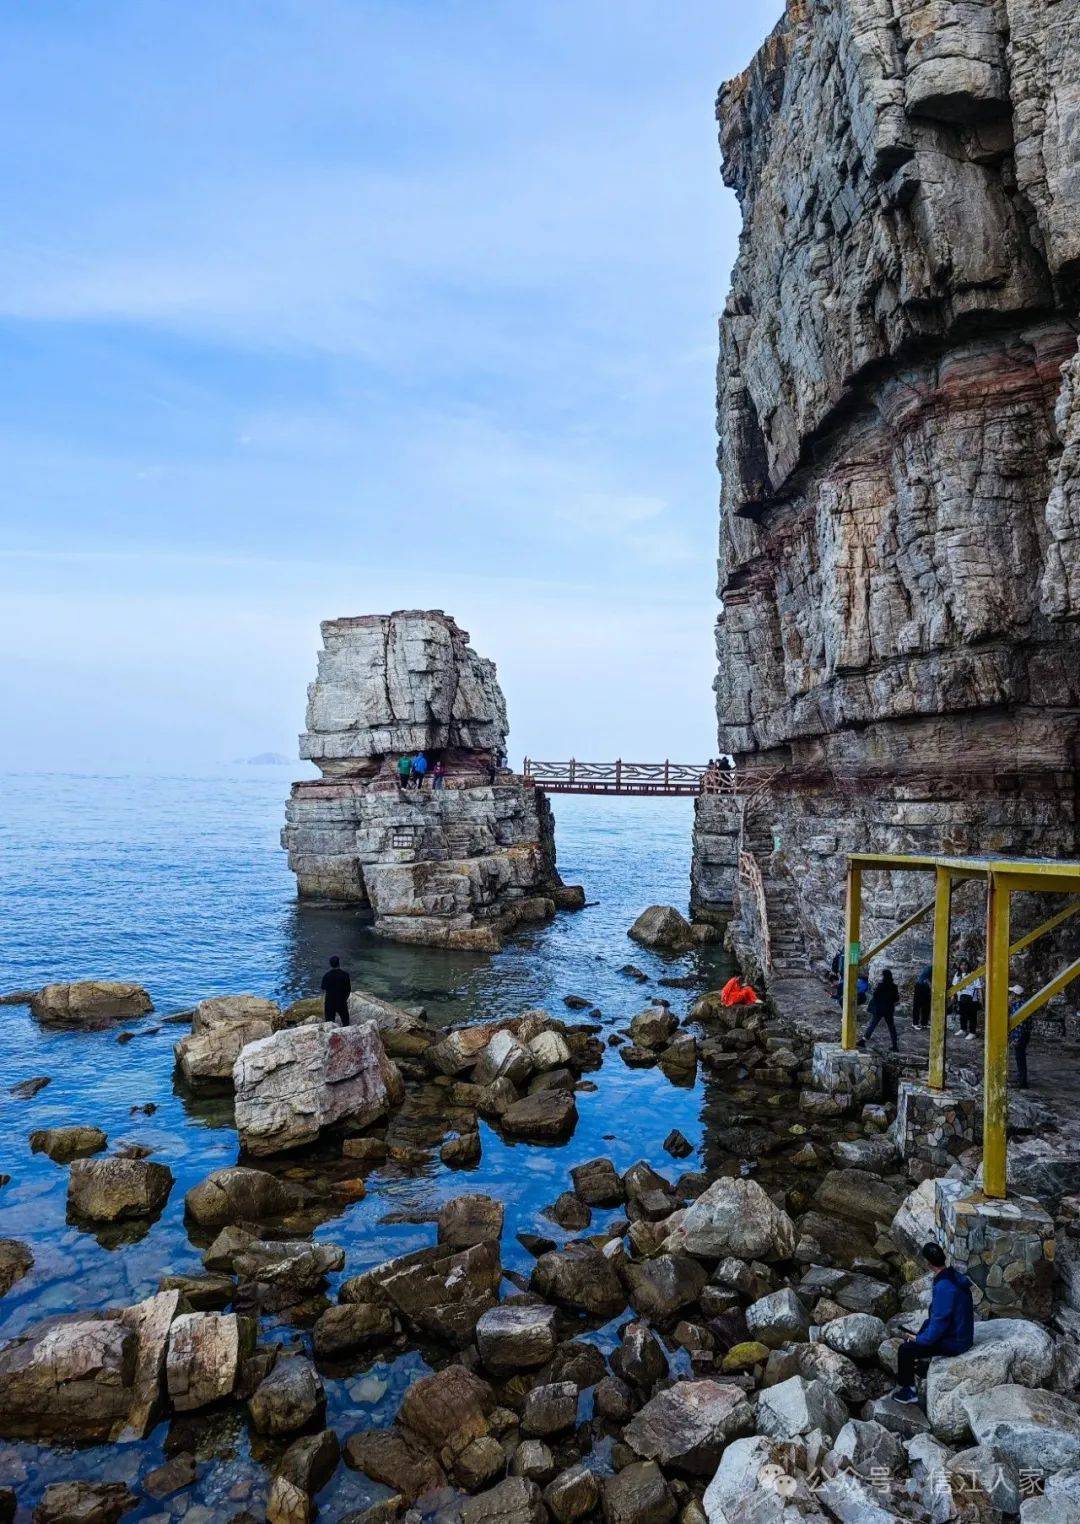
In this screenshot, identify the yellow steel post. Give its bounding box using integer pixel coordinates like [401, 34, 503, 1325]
[928, 866, 952, 1091]
[841, 860, 862, 1050]
[983, 871, 1011, 1200]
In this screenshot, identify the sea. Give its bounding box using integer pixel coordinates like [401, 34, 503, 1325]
[0, 769, 744, 1517]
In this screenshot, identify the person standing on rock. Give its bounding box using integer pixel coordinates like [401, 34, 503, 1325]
[892, 1241, 974, 1404]
[397, 754, 413, 790]
[411, 751, 428, 789]
[859, 968, 900, 1051]
[320, 956, 351, 1024]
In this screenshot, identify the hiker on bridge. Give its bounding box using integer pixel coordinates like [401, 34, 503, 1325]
[720, 974, 759, 1007]
[320, 956, 351, 1024]
[859, 968, 900, 1052]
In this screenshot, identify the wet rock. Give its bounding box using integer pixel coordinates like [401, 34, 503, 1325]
[234, 1240, 344, 1310]
[665, 1177, 795, 1262]
[474, 1031, 534, 1089]
[143, 1451, 198, 1500]
[529, 1031, 571, 1071]
[545, 1464, 599, 1523]
[249, 1356, 325, 1435]
[0, 1240, 33, 1298]
[756, 1375, 847, 1441]
[813, 1169, 905, 1229]
[476, 1303, 558, 1373]
[158, 1269, 234, 1310]
[203, 1225, 256, 1272]
[628, 907, 693, 952]
[348, 989, 427, 1034]
[345, 1427, 447, 1502]
[522, 1381, 577, 1437]
[184, 1165, 300, 1228]
[963, 1383, 1080, 1471]
[441, 1131, 482, 1168]
[313, 1302, 393, 1357]
[531, 1242, 625, 1318]
[518, 1232, 557, 1257]
[820, 1313, 886, 1362]
[166, 1312, 251, 1412]
[29, 1126, 107, 1163]
[511, 1439, 556, 1484]
[744, 1289, 811, 1350]
[399, 1364, 495, 1448]
[629, 1007, 677, 1050]
[927, 1318, 1056, 1442]
[625, 1380, 752, 1475]
[343, 1136, 389, 1164]
[438, 1194, 505, 1248]
[612, 1321, 669, 1390]
[118, 1288, 182, 1439]
[602, 1461, 675, 1524]
[571, 1158, 625, 1207]
[624, 1256, 708, 1324]
[456, 1435, 506, 1491]
[32, 1482, 137, 1524]
[595, 1375, 634, 1423]
[500, 1090, 577, 1143]
[662, 1130, 693, 1159]
[67, 1158, 173, 1223]
[29, 981, 153, 1026]
[462, 1476, 546, 1524]
[341, 1240, 501, 1346]
[548, 1339, 607, 1391]
[0, 1316, 136, 1442]
[234, 1020, 403, 1156]
[10, 1076, 51, 1099]
[546, 1192, 591, 1231]
[429, 1026, 498, 1077]
[174, 996, 280, 1090]
[266, 1475, 314, 1524]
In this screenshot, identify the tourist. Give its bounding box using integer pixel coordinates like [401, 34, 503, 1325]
[720, 974, 759, 1006]
[957, 985, 980, 1040]
[432, 760, 447, 790]
[320, 956, 351, 1025]
[397, 754, 413, 789]
[911, 964, 931, 1030]
[1010, 985, 1031, 1087]
[859, 968, 900, 1051]
[411, 752, 428, 789]
[892, 1241, 974, 1404]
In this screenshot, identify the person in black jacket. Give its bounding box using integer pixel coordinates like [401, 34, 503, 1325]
[911, 965, 931, 1030]
[859, 968, 900, 1051]
[320, 956, 351, 1025]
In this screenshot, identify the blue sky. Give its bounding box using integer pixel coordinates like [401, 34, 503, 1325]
[0, 0, 782, 771]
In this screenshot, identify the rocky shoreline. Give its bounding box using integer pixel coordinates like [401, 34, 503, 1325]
[3, 952, 1080, 1524]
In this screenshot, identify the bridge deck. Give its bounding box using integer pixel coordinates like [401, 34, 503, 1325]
[521, 759, 766, 798]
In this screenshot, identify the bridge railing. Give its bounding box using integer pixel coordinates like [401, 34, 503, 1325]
[521, 759, 708, 794]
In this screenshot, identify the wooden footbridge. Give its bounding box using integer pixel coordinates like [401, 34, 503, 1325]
[521, 759, 770, 798]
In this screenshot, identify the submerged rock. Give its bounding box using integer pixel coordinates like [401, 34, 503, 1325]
[32, 1482, 136, 1524]
[249, 1357, 325, 1435]
[0, 1240, 33, 1298]
[67, 1158, 173, 1223]
[184, 1165, 301, 1227]
[29, 1126, 107, 1163]
[628, 906, 694, 952]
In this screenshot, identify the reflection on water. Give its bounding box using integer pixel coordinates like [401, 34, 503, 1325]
[0, 771, 748, 1516]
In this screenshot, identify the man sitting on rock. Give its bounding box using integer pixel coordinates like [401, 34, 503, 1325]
[320, 956, 352, 1025]
[893, 1241, 974, 1404]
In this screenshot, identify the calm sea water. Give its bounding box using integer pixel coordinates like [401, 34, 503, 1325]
[0, 771, 741, 1517]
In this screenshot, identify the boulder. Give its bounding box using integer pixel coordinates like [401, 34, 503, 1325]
[437, 1194, 505, 1248]
[476, 1303, 559, 1372]
[820, 1312, 887, 1362]
[756, 1374, 847, 1441]
[829, 1418, 905, 1477]
[964, 1383, 1080, 1471]
[312, 1302, 393, 1357]
[344, 1427, 447, 1502]
[571, 1157, 624, 1207]
[501, 1090, 577, 1143]
[764, 1341, 864, 1403]
[234, 1020, 403, 1155]
[624, 1381, 752, 1474]
[175, 995, 280, 1090]
[347, 989, 428, 1033]
[795, 1265, 895, 1319]
[702, 1436, 777, 1522]
[814, 1169, 905, 1228]
[946, 1444, 1021, 1515]
[926, 1317, 1056, 1442]
[1020, 1468, 1080, 1523]
[545, 1464, 600, 1524]
[511, 1440, 556, 1484]
[202, 1225, 256, 1272]
[429, 1026, 500, 1076]
[522, 1381, 578, 1437]
[118, 1288, 181, 1439]
[531, 1242, 625, 1318]
[628, 906, 694, 951]
[890, 1177, 940, 1259]
[32, 1482, 136, 1524]
[184, 1165, 300, 1227]
[629, 1007, 678, 1050]
[474, 1031, 534, 1089]
[623, 1255, 708, 1322]
[341, 1240, 501, 1346]
[67, 1158, 173, 1223]
[530, 1031, 571, 1071]
[29, 1126, 107, 1163]
[29, 981, 152, 1026]
[0, 1316, 136, 1441]
[601, 1461, 675, 1524]
[744, 1289, 811, 1349]
[249, 1357, 325, 1435]
[665, 1176, 796, 1262]
[456, 1436, 506, 1491]
[613, 1321, 669, 1390]
[462, 1477, 546, 1524]
[233, 1240, 345, 1307]
[0, 1239, 33, 1298]
[166, 1311, 250, 1412]
[398, 1363, 494, 1447]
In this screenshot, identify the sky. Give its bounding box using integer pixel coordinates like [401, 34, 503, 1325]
[0, 0, 783, 772]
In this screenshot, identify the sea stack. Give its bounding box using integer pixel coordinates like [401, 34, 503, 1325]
[692, 0, 1080, 974]
[283, 610, 582, 949]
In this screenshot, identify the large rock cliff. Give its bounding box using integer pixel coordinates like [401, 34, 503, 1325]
[284, 611, 581, 950]
[692, 0, 1080, 975]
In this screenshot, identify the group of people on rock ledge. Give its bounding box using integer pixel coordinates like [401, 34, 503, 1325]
[387, 748, 508, 791]
[832, 953, 1033, 1087]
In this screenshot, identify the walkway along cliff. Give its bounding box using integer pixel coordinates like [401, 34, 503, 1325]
[691, 0, 1080, 979]
[283, 610, 583, 950]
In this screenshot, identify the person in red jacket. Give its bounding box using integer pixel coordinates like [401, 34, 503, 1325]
[720, 975, 759, 1007]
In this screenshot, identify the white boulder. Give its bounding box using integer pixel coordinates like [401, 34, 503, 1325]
[665, 1177, 796, 1263]
[926, 1318, 1056, 1442]
[964, 1384, 1080, 1471]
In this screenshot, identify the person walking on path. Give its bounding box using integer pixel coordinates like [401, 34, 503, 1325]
[911, 965, 931, 1030]
[1009, 985, 1031, 1087]
[320, 956, 351, 1025]
[892, 1242, 974, 1403]
[860, 968, 900, 1051]
[397, 754, 413, 789]
[411, 752, 428, 789]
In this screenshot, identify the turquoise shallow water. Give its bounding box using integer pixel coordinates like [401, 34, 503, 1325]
[0, 771, 740, 1517]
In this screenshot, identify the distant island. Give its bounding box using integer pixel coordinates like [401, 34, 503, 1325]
[237, 752, 291, 766]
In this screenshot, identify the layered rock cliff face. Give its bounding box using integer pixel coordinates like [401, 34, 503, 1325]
[284, 612, 580, 950]
[692, 0, 1080, 974]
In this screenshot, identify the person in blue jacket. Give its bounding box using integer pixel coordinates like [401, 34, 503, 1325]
[893, 1241, 975, 1403]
